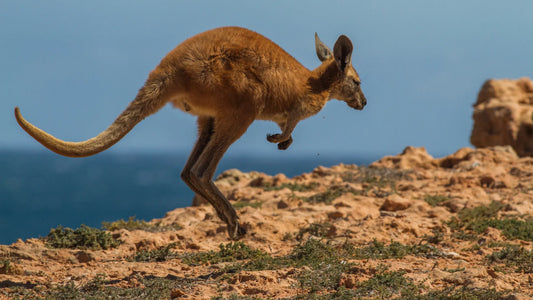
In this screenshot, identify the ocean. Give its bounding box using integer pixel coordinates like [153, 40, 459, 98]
[0, 150, 378, 244]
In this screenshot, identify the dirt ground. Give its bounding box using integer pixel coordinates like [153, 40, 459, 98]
[1, 146, 533, 299]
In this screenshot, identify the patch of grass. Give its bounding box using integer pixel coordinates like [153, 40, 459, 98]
[487, 218, 533, 241]
[487, 241, 519, 248]
[102, 216, 182, 232]
[342, 166, 413, 197]
[422, 229, 445, 244]
[43, 273, 195, 299]
[45, 225, 121, 250]
[0, 259, 13, 274]
[452, 231, 479, 241]
[349, 239, 443, 259]
[424, 195, 449, 207]
[296, 262, 352, 293]
[232, 200, 263, 210]
[290, 239, 355, 292]
[224, 239, 357, 292]
[487, 245, 533, 273]
[443, 267, 465, 273]
[307, 266, 420, 299]
[355, 267, 421, 298]
[134, 243, 179, 262]
[263, 182, 320, 192]
[311, 277, 510, 300]
[282, 232, 295, 241]
[289, 239, 344, 268]
[212, 294, 260, 300]
[465, 244, 482, 252]
[295, 222, 335, 241]
[304, 189, 344, 204]
[303, 185, 358, 204]
[342, 166, 413, 184]
[222, 239, 444, 291]
[447, 201, 504, 231]
[403, 286, 510, 300]
[447, 201, 533, 241]
[240, 238, 351, 272]
[238, 254, 290, 272]
[181, 242, 268, 266]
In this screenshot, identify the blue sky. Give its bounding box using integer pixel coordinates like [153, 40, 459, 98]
[2, 1, 533, 159]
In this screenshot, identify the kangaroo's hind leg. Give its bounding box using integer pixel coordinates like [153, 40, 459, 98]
[181, 114, 254, 239]
[182, 117, 214, 207]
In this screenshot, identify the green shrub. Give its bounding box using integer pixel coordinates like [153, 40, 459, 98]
[304, 189, 344, 204]
[46, 225, 120, 250]
[232, 200, 263, 210]
[447, 201, 533, 241]
[295, 222, 334, 241]
[348, 239, 443, 259]
[263, 182, 319, 192]
[102, 216, 182, 232]
[487, 245, 533, 273]
[181, 242, 267, 266]
[401, 286, 509, 300]
[356, 267, 420, 298]
[134, 243, 179, 262]
[424, 195, 449, 207]
[303, 185, 358, 204]
[45, 274, 191, 299]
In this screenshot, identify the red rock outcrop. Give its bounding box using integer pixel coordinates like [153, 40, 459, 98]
[471, 77, 533, 157]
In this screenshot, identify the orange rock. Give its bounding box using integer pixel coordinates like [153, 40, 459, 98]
[371, 146, 436, 169]
[471, 77, 533, 157]
[380, 194, 411, 211]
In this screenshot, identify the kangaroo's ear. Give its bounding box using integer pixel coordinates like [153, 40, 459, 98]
[315, 33, 333, 62]
[333, 35, 353, 72]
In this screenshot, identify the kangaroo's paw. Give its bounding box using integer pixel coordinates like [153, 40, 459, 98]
[267, 133, 285, 143]
[228, 222, 247, 240]
[277, 136, 293, 150]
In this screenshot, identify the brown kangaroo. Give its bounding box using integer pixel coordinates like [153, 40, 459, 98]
[14, 26, 366, 240]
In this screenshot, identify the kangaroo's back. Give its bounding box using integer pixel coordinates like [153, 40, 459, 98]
[161, 27, 310, 113]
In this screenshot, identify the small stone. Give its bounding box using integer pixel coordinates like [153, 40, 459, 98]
[186, 243, 200, 250]
[334, 201, 351, 208]
[170, 288, 186, 298]
[327, 211, 344, 219]
[442, 199, 462, 213]
[75, 251, 95, 263]
[273, 173, 289, 185]
[339, 274, 356, 289]
[277, 200, 289, 209]
[487, 268, 499, 279]
[444, 251, 461, 259]
[326, 225, 338, 237]
[380, 194, 411, 211]
[243, 287, 265, 295]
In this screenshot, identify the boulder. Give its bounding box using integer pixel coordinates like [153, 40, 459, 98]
[471, 77, 533, 157]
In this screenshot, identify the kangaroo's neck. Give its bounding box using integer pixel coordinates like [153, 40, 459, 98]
[308, 61, 340, 96]
[298, 61, 340, 117]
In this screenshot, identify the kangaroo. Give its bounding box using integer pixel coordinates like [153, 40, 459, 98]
[14, 26, 366, 240]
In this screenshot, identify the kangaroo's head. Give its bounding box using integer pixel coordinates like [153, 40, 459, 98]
[315, 33, 367, 110]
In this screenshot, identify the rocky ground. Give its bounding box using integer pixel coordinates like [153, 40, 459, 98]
[1, 145, 533, 299]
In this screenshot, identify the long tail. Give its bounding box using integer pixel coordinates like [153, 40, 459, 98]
[14, 72, 171, 157]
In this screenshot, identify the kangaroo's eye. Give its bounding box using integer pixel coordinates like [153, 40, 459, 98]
[352, 79, 361, 87]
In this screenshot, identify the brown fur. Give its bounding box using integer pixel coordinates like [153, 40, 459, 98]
[14, 26, 366, 239]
